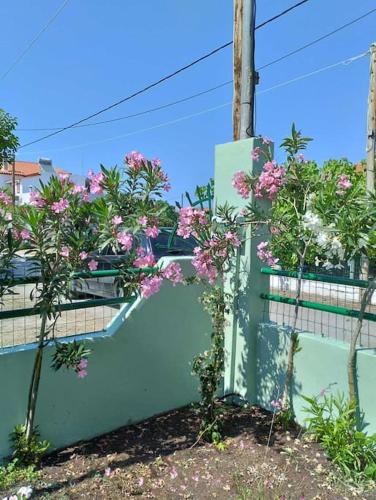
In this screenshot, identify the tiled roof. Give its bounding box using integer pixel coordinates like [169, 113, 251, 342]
[0, 161, 70, 177]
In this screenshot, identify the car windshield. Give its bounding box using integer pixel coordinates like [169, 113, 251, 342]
[151, 230, 197, 260]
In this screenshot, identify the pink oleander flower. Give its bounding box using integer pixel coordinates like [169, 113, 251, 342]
[192, 247, 218, 284]
[152, 158, 161, 168]
[77, 369, 87, 379]
[30, 190, 46, 208]
[177, 207, 208, 239]
[145, 226, 159, 238]
[78, 358, 88, 370]
[116, 231, 133, 251]
[125, 151, 145, 171]
[254, 161, 286, 200]
[79, 251, 88, 260]
[251, 146, 261, 161]
[51, 198, 69, 214]
[138, 215, 148, 226]
[133, 254, 156, 268]
[82, 190, 90, 202]
[112, 215, 123, 225]
[256, 241, 279, 267]
[72, 184, 85, 194]
[262, 136, 272, 145]
[58, 172, 70, 183]
[88, 259, 98, 271]
[232, 171, 250, 199]
[163, 182, 171, 192]
[59, 246, 70, 258]
[163, 262, 184, 285]
[0, 191, 12, 205]
[224, 231, 241, 247]
[271, 398, 282, 411]
[20, 229, 31, 241]
[87, 170, 104, 195]
[336, 174, 352, 195]
[270, 225, 280, 235]
[141, 275, 163, 298]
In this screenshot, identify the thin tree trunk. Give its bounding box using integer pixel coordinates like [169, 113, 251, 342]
[25, 314, 47, 442]
[282, 253, 306, 411]
[347, 277, 376, 406]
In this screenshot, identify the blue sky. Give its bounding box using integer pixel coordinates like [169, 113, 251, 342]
[1, 0, 375, 203]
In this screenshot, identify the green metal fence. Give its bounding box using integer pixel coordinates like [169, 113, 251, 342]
[0, 267, 156, 348]
[260, 267, 376, 347]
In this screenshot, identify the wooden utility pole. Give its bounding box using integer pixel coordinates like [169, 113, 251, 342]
[233, 0, 257, 140]
[233, 0, 242, 141]
[366, 43, 376, 194]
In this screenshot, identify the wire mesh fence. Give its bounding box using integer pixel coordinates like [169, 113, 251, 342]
[264, 272, 376, 348]
[0, 282, 120, 349]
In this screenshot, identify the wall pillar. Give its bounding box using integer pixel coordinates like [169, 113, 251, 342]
[214, 137, 272, 403]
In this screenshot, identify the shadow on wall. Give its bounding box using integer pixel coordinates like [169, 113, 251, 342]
[256, 322, 302, 410]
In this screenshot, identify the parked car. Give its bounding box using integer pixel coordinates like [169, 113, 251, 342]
[71, 228, 197, 299]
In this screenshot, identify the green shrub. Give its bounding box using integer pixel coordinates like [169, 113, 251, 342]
[302, 393, 376, 480]
[10, 424, 50, 466]
[0, 458, 38, 489]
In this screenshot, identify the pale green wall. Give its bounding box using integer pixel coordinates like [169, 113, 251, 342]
[0, 258, 211, 459]
[256, 323, 376, 434]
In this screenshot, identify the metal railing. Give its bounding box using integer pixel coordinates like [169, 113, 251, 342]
[260, 267, 376, 347]
[0, 267, 156, 348]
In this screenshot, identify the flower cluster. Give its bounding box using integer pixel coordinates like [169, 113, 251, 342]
[192, 246, 218, 284]
[125, 150, 145, 171]
[140, 275, 163, 298]
[0, 190, 12, 205]
[30, 190, 46, 208]
[232, 171, 250, 199]
[177, 207, 208, 239]
[76, 358, 88, 379]
[254, 161, 286, 200]
[256, 241, 279, 267]
[51, 198, 69, 214]
[162, 262, 184, 285]
[87, 170, 104, 195]
[336, 174, 352, 195]
[116, 231, 133, 251]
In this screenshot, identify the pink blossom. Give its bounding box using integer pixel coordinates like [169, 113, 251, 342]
[232, 171, 250, 199]
[88, 259, 98, 271]
[254, 161, 286, 200]
[20, 229, 31, 241]
[78, 358, 88, 370]
[0, 191, 12, 205]
[251, 146, 261, 161]
[270, 226, 280, 235]
[125, 151, 145, 171]
[163, 182, 171, 192]
[77, 369, 87, 379]
[87, 170, 104, 195]
[141, 275, 163, 298]
[145, 226, 159, 238]
[82, 190, 90, 202]
[262, 136, 272, 145]
[58, 172, 70, 183]
[72, 184, 85, 194]
[51, 198, 69, 214]
[30, 191, 46, 208]
[271, 398, 282, 411]
[138, 215, 148, 226]
[112, 215, 123, 225]
[152, 158, 161, 167]
[336, 174, 352, 195]
[224, 231, 241, 247]
[59, 246, 70, 258]
[177, 207, 208, 239]
[163, 262, 184, 285]
[192, 247, 217, 284]
[79, 251, 88, 260]
[116, 231, 133, 251]
[256, 241, 279, 267]
[133, 254, 156, 268]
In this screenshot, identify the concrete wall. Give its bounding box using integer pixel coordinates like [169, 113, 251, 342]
[0, 257, 211, 459]
[256, 323, 376, 434]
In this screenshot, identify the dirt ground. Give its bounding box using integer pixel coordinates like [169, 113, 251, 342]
[2, 405, 375, 499]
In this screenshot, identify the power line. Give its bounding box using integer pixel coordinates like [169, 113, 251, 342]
[18, 0, 309, 149]
[21, 50, 367, 155]
[0, 0, 71, 82]
[17, 5, 376, 134]
[258, 7, 376, 71]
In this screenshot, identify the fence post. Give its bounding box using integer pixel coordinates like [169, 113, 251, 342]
[214, 138, 272, 403]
